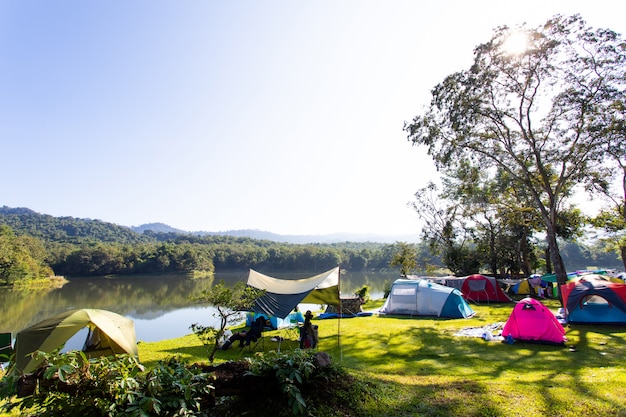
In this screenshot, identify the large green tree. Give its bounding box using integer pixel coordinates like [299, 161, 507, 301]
[410, 182, 482, 276]
[441, 162, 541, 276]
[588, 96, 626, 269]
[0, 225, 53, 285]
[404, 15, 626, 287]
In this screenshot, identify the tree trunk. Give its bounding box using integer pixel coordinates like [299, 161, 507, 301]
[489, 226, 498, 276]
[544, 247, 552, 275]
[519, 232, 531, 276]
[545, 226, 567, 305]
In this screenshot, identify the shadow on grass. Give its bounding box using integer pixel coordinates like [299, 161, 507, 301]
[360, 378, 501, 417]
[141, 330, 305, 368]
[543, 324, 626, 415]
[138, 309, 626, 416]
[320, 313, 626, 416]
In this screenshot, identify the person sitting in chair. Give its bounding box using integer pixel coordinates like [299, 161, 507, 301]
[299, 310, 318, 349]
[244, 316, 265, 346]
[220, 316, 266, 350]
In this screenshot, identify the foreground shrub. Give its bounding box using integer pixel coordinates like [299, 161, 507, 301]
[215, 350, 376, 417]
[1, 349, 373, 416]
[0, 352, 214, 416]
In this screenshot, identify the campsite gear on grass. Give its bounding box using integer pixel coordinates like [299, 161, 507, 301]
[244, 316, 265, 346]
[501, 298, 566, 345]
[380, 278, 475, 318]
[560, 274, 626, 324]
[14, 308, 138, 373]
[284, 308, 304, 340]
[455, 323, 504, 342]
[246, 268, 344, 351]
[323, 295, 366, 316]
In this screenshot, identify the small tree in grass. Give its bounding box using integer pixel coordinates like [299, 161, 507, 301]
[191, 281, 265, 363]
[389, 241, 418, 276]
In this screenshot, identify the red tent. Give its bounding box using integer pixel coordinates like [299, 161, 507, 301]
[461, 274, 513, 303]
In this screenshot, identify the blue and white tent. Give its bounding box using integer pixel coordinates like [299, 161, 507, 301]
[380, 278, 475, 318]
[561, 274, 626, 324]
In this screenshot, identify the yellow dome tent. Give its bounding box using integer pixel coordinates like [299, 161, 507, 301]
[14, 308, 138, 373]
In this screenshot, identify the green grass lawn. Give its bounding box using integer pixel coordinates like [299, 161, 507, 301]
[137, 299, 626, 416]
[3, 299, 624, 416]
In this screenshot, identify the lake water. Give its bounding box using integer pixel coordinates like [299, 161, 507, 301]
[0, 270, 398, 346]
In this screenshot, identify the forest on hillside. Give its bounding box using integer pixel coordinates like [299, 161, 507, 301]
[0, 206, 622, 285]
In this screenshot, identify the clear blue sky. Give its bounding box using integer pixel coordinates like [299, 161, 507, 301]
[1, 1, 624, 235]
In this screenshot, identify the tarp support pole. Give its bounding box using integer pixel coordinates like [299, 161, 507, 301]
[338, 267, 342, 361]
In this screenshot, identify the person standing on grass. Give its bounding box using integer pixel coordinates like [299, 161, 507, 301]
[299, 310, 318, 349]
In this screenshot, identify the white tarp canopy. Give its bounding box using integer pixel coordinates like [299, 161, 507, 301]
[247, 267, 340, 319]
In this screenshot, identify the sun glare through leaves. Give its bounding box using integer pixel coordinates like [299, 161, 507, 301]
[502, 30, 529, 55]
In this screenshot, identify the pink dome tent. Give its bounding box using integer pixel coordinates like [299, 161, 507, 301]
[501, 298, 566, 345]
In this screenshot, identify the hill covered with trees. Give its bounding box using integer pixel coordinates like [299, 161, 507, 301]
[0, 206, 621, 286]
[0, 206, 420, 281]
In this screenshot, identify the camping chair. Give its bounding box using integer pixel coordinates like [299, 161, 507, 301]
[244, 333, 265, 353]
[0, 332, 13, 370]
[275, 320, 302, 352]
[240, 332, 267, 353]
[284, 315, 302, 341]
[240, 316, 266, 353]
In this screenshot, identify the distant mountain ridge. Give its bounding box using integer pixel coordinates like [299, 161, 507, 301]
[0, 206, 417, 244]
[0, 206, 150, 244]
[131, 222, 418, 244]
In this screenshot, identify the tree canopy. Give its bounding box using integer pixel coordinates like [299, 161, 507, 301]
[404, 14, 626, 285]
[0, 225, 53, 285]
[389, 241, 418, 275]
[1, 205, 622, 281]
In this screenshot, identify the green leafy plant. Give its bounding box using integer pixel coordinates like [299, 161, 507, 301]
[127, 357, 214, 416]
[0, 350, 144, 416]
[389, 242, 417, 276]
[0, 352, 215, 417]
[355, 285, 370, 302]
[247, 350, 317, 415]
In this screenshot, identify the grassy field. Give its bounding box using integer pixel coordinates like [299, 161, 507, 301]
[136, 298, 626, 417]
[4, 298, 626, 416]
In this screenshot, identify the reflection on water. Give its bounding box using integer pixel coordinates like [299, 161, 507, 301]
[0, 270, 399, 343]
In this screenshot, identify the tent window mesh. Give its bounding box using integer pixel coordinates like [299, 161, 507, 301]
[581, 295, 609, 306]
[392, 286, 416, 296]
